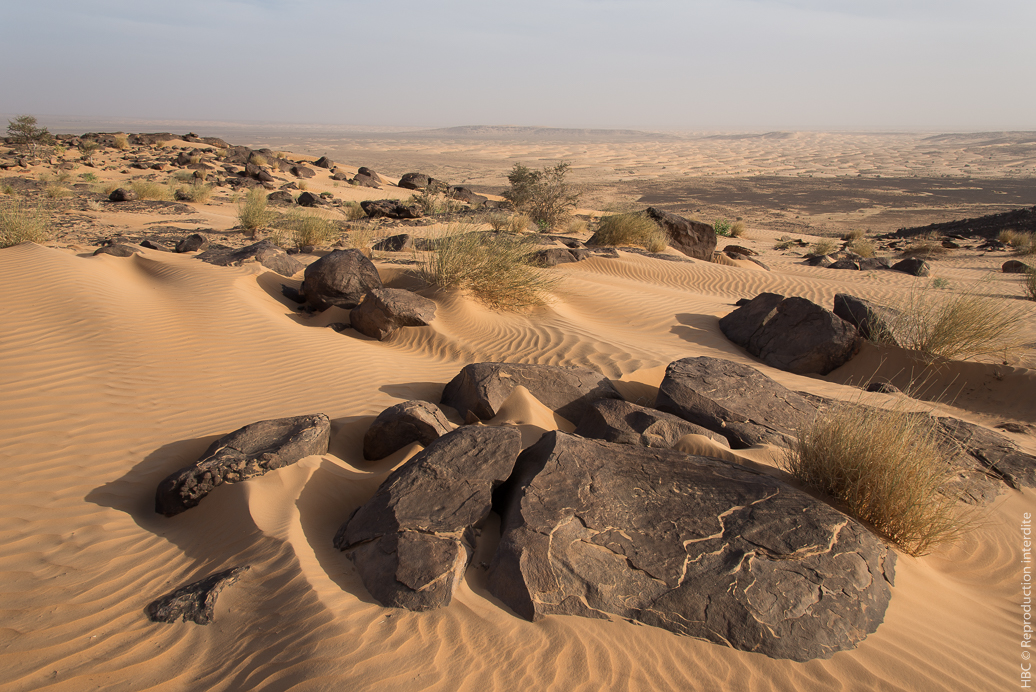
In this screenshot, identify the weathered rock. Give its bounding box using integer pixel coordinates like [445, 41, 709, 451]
[833, 293, 898, 344]
[300, 249, 383, 310]
[140, 239, 172, 252]
[829, 258, 861, 270]
[296, 191, 326, 207]
[175, 233, 209, 253]
[807, 254, 834, 268]
[936, 416, 1036, 491]
[331, 170, 352, 182]
[93, 243, 142, 257]
[360, 199, 423, 219]
[645, 207, 716, 260]
[351, 173, 381, 188]
[531, 247, 591, 267]
[719, 293, 861, 375]
[146, 566, 249, 625]
[574, 398, 728, 448]
[349, 288, 437, 340]
[196, 241, 304, 276]
[722, 244, 757, 256]
[865, 381, 900, 394]
[244, 163, 273, 182]
[357, 166, 383, 182]
[155, 414, 331, 516]
[488, 432, 895, 661]
[109, 187, 137, 202]
[397, 172, 431, 190]
[448, 186, 487, 205]
[372, 234, 414, 252]
[266, 190, 295, 204]
[335, 426, 522, 611]
[1003, 259, 1034, 274]
[290, 165, 316, 178]
[858, 257, 891, 271]
[314, 156, 335, 169]
[891, 258, 931, 276]
[441, 362, 622, 424]
[363, 400, 453, 461]
[655, 356, 821, 448]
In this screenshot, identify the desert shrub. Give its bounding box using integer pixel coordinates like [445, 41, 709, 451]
[899, 241, 948, 258]
[238, 187, 271, 232]
[296, 181, 308, 191]
[714, 219, 733, 236]
[729, 220, 746, 238]
[92, 181, 121, 197]
[890, 280, 1024, 362]
[0, 198, 49, 247]
[174, 182, 213, 203]
[808, 238, 838, 256]
[341, 201, 366, 221]
[509, 213, 532, 232]
[1024, 270, 1036, 302]
[1009, 232, 1036, 255]
[44, 184, 69, 198]
[112, 134, 129, 150]
[408, 190, 462, 216]
[79, 172, 97, 182]
[842, 229, 864, 242]
[486, 213, 510, 231]
[274, 209, 339, 250]
[593, 213, 668, 252]
[1, 184, 14, 196]
[54, 170, 72, 184]
[781, 403, 970, 556]
[248, 152, 268, 167]
[847, 238, 876, 258]
[503, 162, 579, 231]
[130, 180, 171, 200]
[7, 115, 54, 158]
[420, 224, 557, 310]
[999, 229, 1029, 247]
[565, 218, 588, 235]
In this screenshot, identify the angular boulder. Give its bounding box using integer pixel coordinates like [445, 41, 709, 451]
[352, 173, 381, 188]
[93, 243, 142, 257]
[719, 293, 861, 375]
[335, 426, 522, 611]
[109, 187, 138, 202]
[655, 356, 821, 448]
[397, 172, 431, 190]
[488, 432, 895, 661]
[313, 156, 335, 169]
[146, 566, 249, 625]
[349, 288, 437, 340]
[197, 241, 304, 277]
[574, 398, 728, 448]
[833, 293, 898, 344]
[936, 416, 1036, 491]
[155, 414, 331, 516]
[645, 207, 716, 260]
[360, 199, 423, 219]
[1003, 259, 1034, 274]
[300, 248, 383, 311]
[531, 247, 590, 267]
[448, 186, 487, 205]
[290, 165, 315, 179]
[372, 234, 414, 252]
[441, 362, 622, 423]
[175, 233, 209, 253]
[363, 400, 453, 461]
[296, 191, 327, 207]
[891, 258, 931, 276]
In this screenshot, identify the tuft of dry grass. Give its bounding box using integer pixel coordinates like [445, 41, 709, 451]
[999, 229, 1030, 247]
[842, 229, 864, 242]
[341, 201, 366, 221]
[1024, 270, 1036, 302]
[847, 237, 876, 258]
[565, 218, 588, 235]
[274, 209, 339, 250]
[728, 220, 746, 238]
[592, 212, 668, 252]
[130, 180, 171, 201]
[112, 134, 129, 150]
[899, 241, 948, 258]
[238, 187, 271, 233]
[808, 238, 838, 257]
[419, 223, 557, 311]
[1, 198, 50, 247]
[248, 152, 268, 167]
[781, 402, 972, 556]
[174, 182, 213, 203]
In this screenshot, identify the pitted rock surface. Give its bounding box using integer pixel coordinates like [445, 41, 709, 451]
[335, 426, 522, 611]
[487, 432, 895, 661]
[155, 414, 330, 516]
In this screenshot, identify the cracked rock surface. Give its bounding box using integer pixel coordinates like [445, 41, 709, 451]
[488, 431, 895, 661]
[335, 425, 522, 611]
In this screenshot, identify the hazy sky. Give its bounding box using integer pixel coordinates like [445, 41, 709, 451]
[3, 0, 1034, 132]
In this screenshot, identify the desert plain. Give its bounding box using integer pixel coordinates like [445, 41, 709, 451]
[1, 124, 1036, 691]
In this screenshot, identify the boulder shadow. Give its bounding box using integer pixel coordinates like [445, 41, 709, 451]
[671, 312, 734, 351]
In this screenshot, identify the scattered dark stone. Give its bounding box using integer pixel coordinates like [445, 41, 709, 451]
[655, 356, 822, 448]
[644, 207, 717, 260]
[398, 172, 431, 190]
[722, 244, 757, 256]
[314, 156, 335, 169]
[109, 187, 137, 202]
[350, 288, 437, 341]
[448, 186, 487, 205]
[833, 293, 898, 344]
[93, 243, 142, 257]
[441, 362, 622, 424]
[331, 170, 352, 182]
[1003, 260, 1034, 274]
[829, 258, 861, 270]
[296, 191, 326, 207]
[363, 400, 453, 461]
[335, 426, 523, 611]
[290, 165, 315, 179]
[806, 254, 834, 268]
[531, 247, 590, 267]
[858, 257, 891, 271]
[146, 566, 250, 625]
[140, 239, 172, 252]
[155, 414, 331, 516]
[360, 199, 423, 219]
[719, 293, 861, 375]
[488, 431, 895, 661]
[891, 258, 931, 276]
[865, 381, 900, 394]
[890, 206, 1036, 241]
[267, 190, 295, 205]
[352, 173, 381, 188]
[244, 163, 274, 183]
[175, 233, 209, 253]
[574, 398, 728, 448]
[300, 248, 383, 311]
[942, 240, 961, 249]
[197, 241, 304, 277]
[372, 234, 414, 252]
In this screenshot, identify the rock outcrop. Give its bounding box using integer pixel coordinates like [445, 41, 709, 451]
[833, 293, 898, 343]
[196, 241, 304, 277]
[360, 199, 423, 219]
[300, 249, 383, 311]
[645, 207, 717, 260]
[574, 398, 728, 448]
[891, 258, 930, 276]
[146, 566, 249, 625]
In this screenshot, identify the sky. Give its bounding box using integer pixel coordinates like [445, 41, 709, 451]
[2, 0, 1034, 132]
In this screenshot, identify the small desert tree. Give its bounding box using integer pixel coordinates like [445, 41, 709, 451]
[6, 115, 54, 159]
[504, 161, 579, 231]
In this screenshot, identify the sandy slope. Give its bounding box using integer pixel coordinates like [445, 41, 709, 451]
[1, 230, 1034, 692]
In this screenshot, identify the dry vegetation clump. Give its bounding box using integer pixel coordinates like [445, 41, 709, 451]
[592, 213, 668, 252]
[807, 238, 838, 257]
[174, 182, 213, 203]
[899, 240, 948, 258]
[112, 134, 129, 150]
[1024, 270, 1036, 302]
[729, 220, 746, 238]
[503, 161, 579, 231]
[847, 237, 876, 258]
[781, 403, 971, 556]
[341, 201, 366, 221]
[0, 198, 49, 247]
[419, 223, 557, 310]
[273, 209, 339, 250]
[842, 229, 864, 242]
[248, 152, 268, 167]
[998, 229, 1031, 247]
[408, 190, 463, 216]
[238, 187, 271, 233]
[130, 180, 171, 201]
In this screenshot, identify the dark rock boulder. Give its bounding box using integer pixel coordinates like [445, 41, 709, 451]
[372, 234, 414, 252]
[357, 166, 382, 181]
[296, 191, 326, 207]
[360, 199, 423, 219]
[352, 173, 381, 188]
[146, 566, 249, 625]
[833, 293, 898, 344]
[441, 362, 622, 424]
[363, 400, 453, 461]
[314, 156, 335, 169]
[398, 172, 431, 190]
[300, 248, 383, 311]
[140, 239, 172, 252]
[155, 414, 331, 516]
[645, 207, 716, 260]
[175, 233, 209, 253]
[859, 257, 891, 271]
[448, 186, 487, 205]
[290, 165, 315, 179]
[335, 426, 522, 611]
[196, 241, 304, 277]
[331, 170, 352, 182]
[829, 258, 860, 270]
[1004, 259, 1034, 274]
[655, 356, 821, 448]
[891, 258, 931, 276]
[488, 432, 895, 661]
[865, 381, 899, 393]
[806, 254, 834, 268]
[93, 243, 142, 257]
[574, 398, 728, 448]
[531, 247, 591, 267]
[266, 190, 295, 205]
[719, 293, 861, 375]
[109, 187, 138, 202]
[244, 163, 273, 182]
[936, 416, 1036, 491]
[349, 288, 437, 341]
[722, 244, 757, 256]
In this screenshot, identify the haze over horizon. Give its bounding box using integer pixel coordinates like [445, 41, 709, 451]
[3, 0, 1035, 133]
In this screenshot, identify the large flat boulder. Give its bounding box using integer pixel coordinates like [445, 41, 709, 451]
[155, 414, 331, 516]
[361, 199, 423, 219]
[645, 207, 716, 260]
[936, 416, 1036, 492]
[719, 293, 861, 375]
[654, 356, 820, 448]
[488, 432, 895, 661]
[300, 249, 383, 311]
[441, 362, 622, 423]
[335, 426, 522, 611]
[573, 398, 728, 448]
[196, 240, 304, 277]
